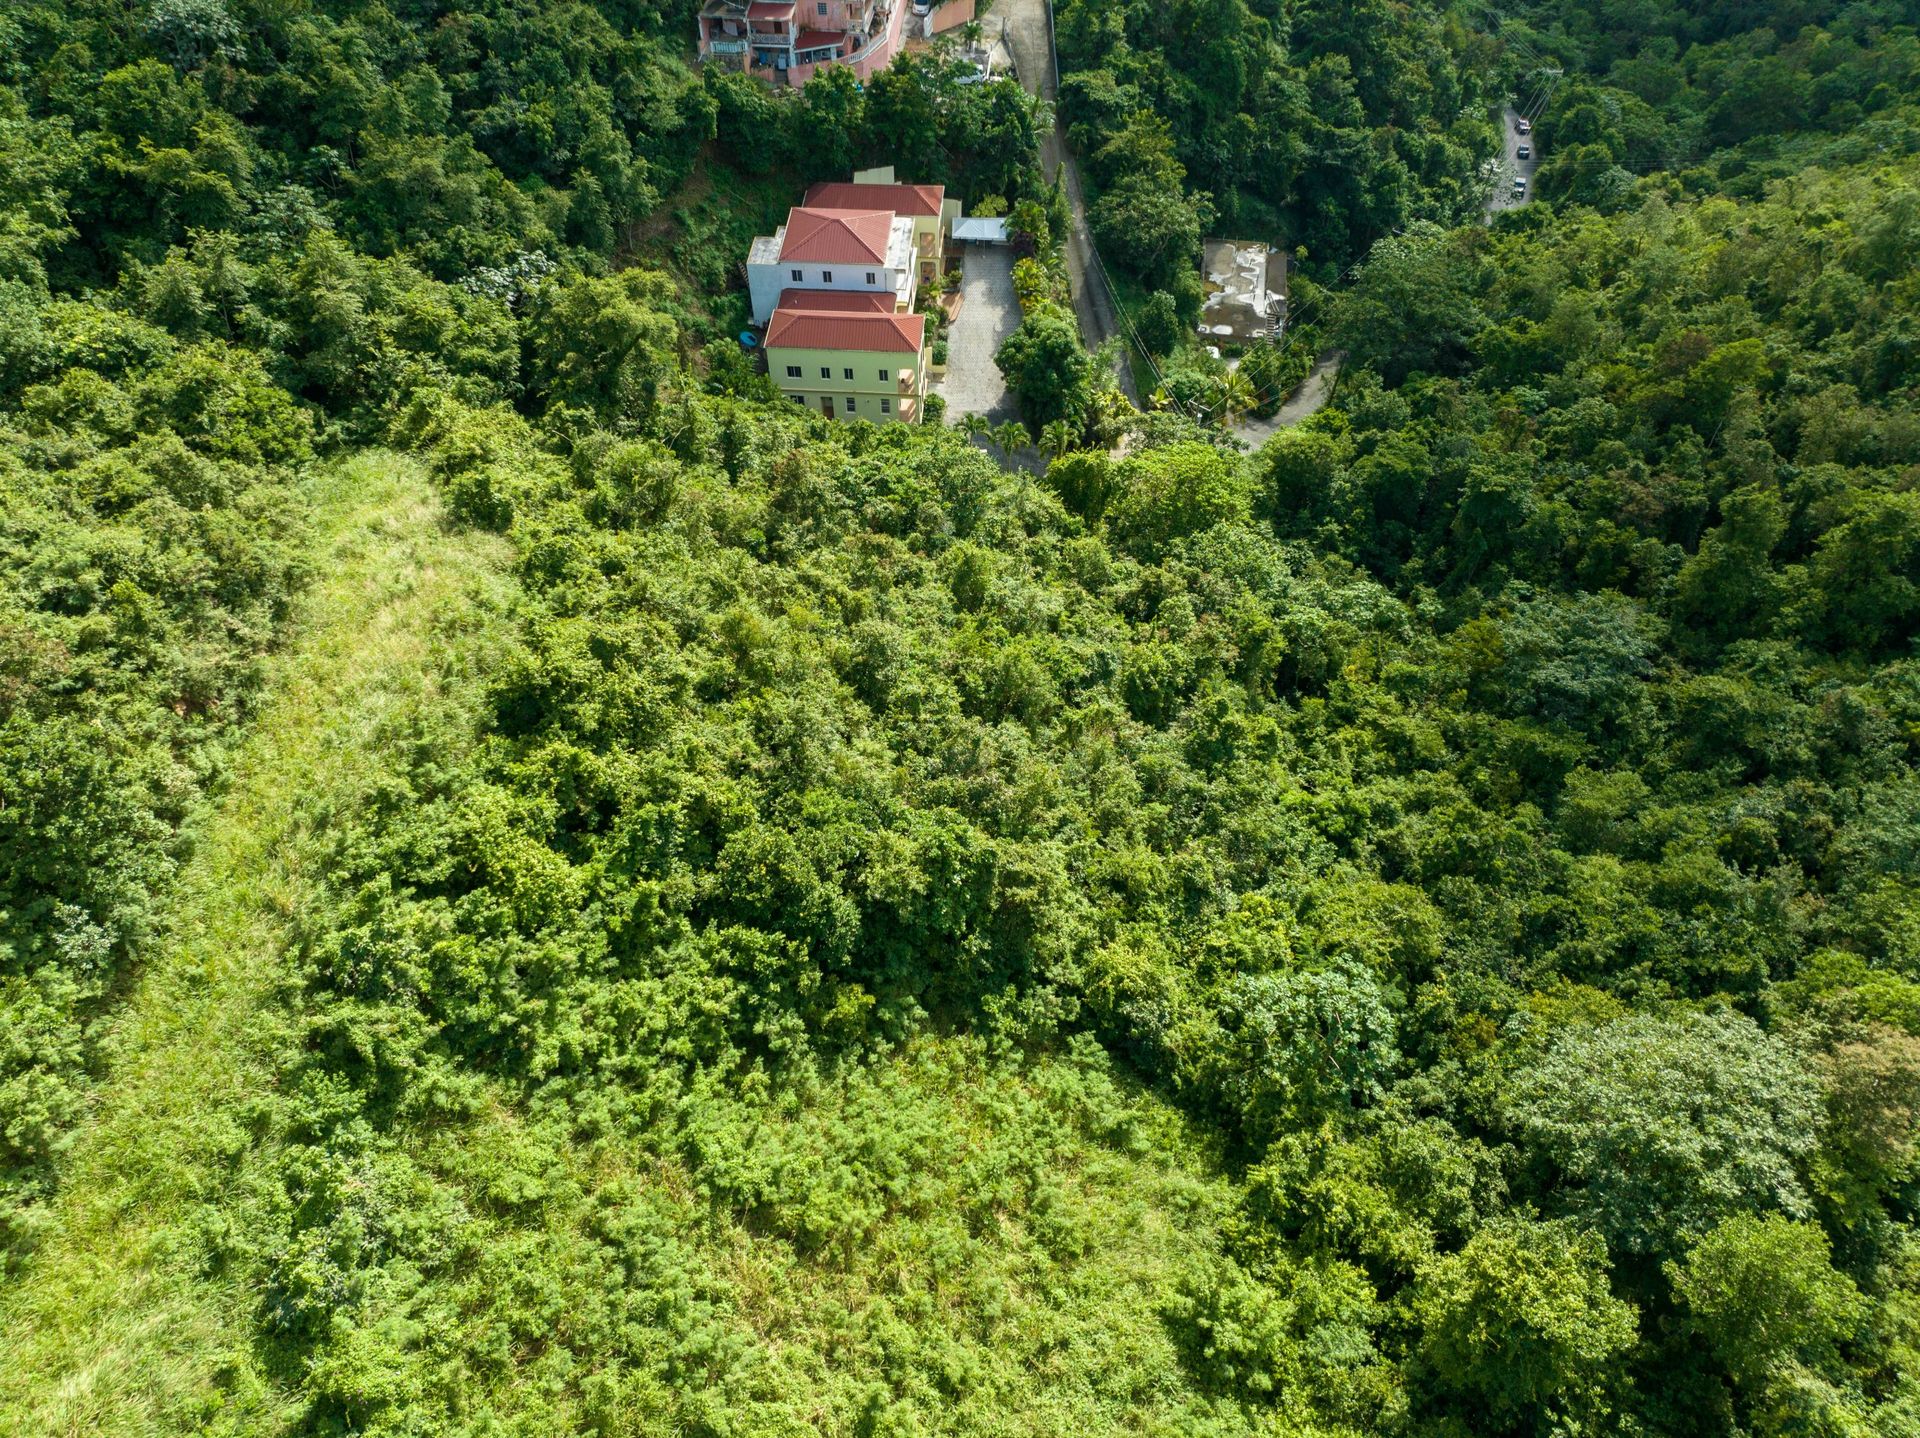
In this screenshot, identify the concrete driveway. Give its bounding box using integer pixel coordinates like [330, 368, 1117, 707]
[934, 245, 1018, 423]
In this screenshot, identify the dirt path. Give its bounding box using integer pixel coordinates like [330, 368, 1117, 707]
[0, 453, 512, 1437]
[999, 0, 1139, 403]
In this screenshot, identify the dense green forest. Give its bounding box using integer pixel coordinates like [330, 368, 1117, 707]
[2, 0, 1918, 1434]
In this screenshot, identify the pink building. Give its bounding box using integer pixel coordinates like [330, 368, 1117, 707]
[697, 0, 906, 86]
[928, 0, 976, 35]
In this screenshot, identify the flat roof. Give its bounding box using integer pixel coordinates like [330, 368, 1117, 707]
[951, 216, 1007, 243]
[1200, 239, 1287, 342]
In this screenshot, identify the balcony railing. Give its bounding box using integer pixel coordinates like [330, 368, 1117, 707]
[707, 37, 748, 52]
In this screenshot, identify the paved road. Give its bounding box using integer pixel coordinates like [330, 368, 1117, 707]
[999, 0, 1139, 403]
[934, 245, 1018, 422]
[1229, 350, 1344, 449]
[1485, 106, 1540, 215]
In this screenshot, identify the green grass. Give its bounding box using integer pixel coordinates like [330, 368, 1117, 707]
[0, 452, 515, 1437]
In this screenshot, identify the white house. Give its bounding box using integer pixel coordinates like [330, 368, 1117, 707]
[747, 206, 920, 325]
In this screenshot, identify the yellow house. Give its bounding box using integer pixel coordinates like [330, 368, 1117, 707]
[765, 291, 926, 423]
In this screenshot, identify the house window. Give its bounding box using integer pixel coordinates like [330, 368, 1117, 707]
[878, 369, 890, 382]
[843, 367, 854, 381]
[865, 271, 876, 284]
[881, 398, 891, 414]
[821, 269, 832, 282]
[844, 397, 855, 413]
[790, 269, 803, 282]
[820, 367, 831, 379]
[817, 2, 826, 11]
[786, 365, 802, 378]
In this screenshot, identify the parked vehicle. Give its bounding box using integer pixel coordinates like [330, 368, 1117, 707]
[1517, 144, 1531, 160]
[1512, 176, 1528, 194]
[1516, 117, 1532, 134]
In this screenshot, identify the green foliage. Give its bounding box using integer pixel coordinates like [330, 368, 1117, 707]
[1057, 0, 1502, 274]
[1106, 441, 1251, 559]
[523, 269, 678, 428]
[1136, 290, 1184, 358]
[1086, 113, 1214, 289]
[1333, 222, 1488, 384]
[1220, 961, 1398, 1139]
[1506, 1011, 1822, 1260]
[1670, 1215, 1865, 1392]
[995, 301, 1095, 430]
[0, 340, 309, 1261]
[1412, 1218, 1638, 1433]
[5, 0, 1920, 1432]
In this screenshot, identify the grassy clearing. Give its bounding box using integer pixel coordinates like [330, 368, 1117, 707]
[0, 452, 514, 1437]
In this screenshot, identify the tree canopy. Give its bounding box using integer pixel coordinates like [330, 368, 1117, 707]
[2, 0, 1919, 1432]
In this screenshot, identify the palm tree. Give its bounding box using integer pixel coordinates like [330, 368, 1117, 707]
[992, 420, 1030, 460]
[1039, 418, 1078, 461]
[1216, 368, 1258, 426]
[956, 411, 990, 442]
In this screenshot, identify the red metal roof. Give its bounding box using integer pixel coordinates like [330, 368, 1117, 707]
[778, 207, 893, 264]
[794, 28, 844, 49]
[805, 181, 945, 218]
[774, 288, 897, 313]
[766, 303, 924, 354]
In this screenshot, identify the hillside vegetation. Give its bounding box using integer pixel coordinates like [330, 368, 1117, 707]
[1, 0, 1917, 1434]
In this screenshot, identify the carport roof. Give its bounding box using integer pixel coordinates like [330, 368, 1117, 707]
[951, 216, 1008, 243]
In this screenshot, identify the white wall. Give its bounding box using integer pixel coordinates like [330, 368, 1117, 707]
[748, 261, 903, 325]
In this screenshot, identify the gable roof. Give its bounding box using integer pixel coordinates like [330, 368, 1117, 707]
[773, 288, 898, 313]
[778, 207, 895, 264]
[766, 302, 924, 354]
[804, 180, 945, 218]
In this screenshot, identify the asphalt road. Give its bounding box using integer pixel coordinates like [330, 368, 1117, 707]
[1485, 106, 1541, 215]
[998, 0, 1140, 403]
[934, 245, 1018, 422]
[1229, 350, 1345, 448]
